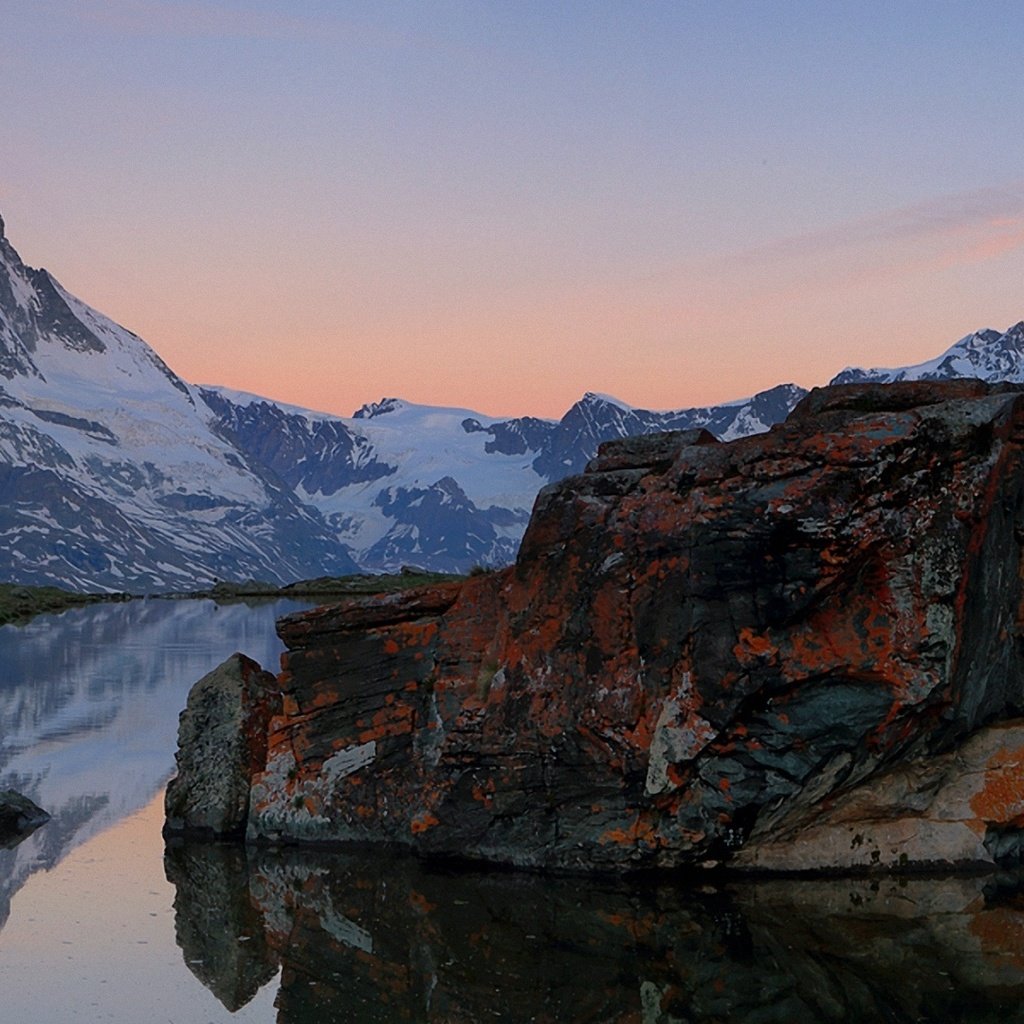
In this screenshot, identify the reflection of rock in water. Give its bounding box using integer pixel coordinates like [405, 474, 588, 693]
[0, 789, 50, 930]
[163, 841, 1024, 1023]
[734, 877, 1024, 1024]
[163, 841, 277, 1012]
[29, 793, 109, 870]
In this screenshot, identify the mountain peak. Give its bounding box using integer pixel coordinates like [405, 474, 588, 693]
[580, 391, 632, 410]
[829, 319, 1024, 387]
[0, 211, 5, 238]
[353, 397, 404, 419]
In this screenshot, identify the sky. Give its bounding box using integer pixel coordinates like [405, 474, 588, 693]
[3, 0, 1024, 419]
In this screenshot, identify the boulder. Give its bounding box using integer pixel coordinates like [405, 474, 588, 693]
[0, 790, 49, 849]
[164, 653, 280, 837]
[170, 380, 1024, 872]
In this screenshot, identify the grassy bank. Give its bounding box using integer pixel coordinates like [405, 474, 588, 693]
[0, 569, 486, 624]
[0, 584, 130, 626]
[199, 569, 473, 603]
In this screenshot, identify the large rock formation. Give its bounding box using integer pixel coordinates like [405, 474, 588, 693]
[168, 380, 1024, 872]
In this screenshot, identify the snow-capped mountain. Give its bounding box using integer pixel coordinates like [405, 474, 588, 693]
[200, 389, 546, 573]
[199, 384, 808, 573]
[470, 384, 806, 480]
[0, 213, 358, 591]
[831, 322, 1024, 386]
[0, 211, 807, 588]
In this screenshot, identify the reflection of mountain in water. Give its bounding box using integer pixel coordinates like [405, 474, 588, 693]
[0, 597, 311, 929]
[166, 840, 1024, 1024]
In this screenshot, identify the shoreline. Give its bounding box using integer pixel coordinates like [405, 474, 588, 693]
[0, 569, 473, 625]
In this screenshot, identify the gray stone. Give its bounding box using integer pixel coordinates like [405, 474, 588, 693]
[164, 653, 280, 837]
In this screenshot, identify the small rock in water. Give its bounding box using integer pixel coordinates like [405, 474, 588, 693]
[0, 789, 50, 849]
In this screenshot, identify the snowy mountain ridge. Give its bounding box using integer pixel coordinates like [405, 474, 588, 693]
[831, 322, 1024, 386]
[198, 381, 810, 573]
[3, 211, 1020, 590]
[0, 215, 358, 590]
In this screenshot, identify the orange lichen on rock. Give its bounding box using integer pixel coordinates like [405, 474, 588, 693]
[410, 813, 439, 834]
[599, 812, 659, 849]
[168, 381, 1024, 874]
[733, 628, 779, 665]
[969, 745, 1024, 826]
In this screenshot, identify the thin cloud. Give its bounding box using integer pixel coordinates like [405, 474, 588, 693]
[735, 181, 1024, 270]
[641, 181, 1024, 322]
[630, 182, 1024, 308]
[603, 181, 1024, 365]
[940, 219, 1024, 267]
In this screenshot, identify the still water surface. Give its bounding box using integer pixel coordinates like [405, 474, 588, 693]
[1, 599, 1024, 1022]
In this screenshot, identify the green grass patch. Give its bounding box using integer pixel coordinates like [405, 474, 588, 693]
[0, 584, 130, 626]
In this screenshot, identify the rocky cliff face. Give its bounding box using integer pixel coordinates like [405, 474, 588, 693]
[168, 380, 1024, 872]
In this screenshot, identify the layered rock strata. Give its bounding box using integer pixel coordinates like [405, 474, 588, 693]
[168, 380, 1024, 872]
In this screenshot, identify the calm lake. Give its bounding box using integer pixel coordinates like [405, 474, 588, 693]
[2, 599, 1024, 1022]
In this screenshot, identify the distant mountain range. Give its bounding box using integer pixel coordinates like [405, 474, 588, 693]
[1, 210, 1021, 591]
[198, 381, 805, 578]
[830, 321, 1024, 385]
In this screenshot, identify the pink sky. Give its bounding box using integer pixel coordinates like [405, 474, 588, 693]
[4, 3, 1024, 419]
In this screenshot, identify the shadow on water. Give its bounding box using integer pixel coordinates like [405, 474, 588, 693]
[165, 840, 1024, 1024]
